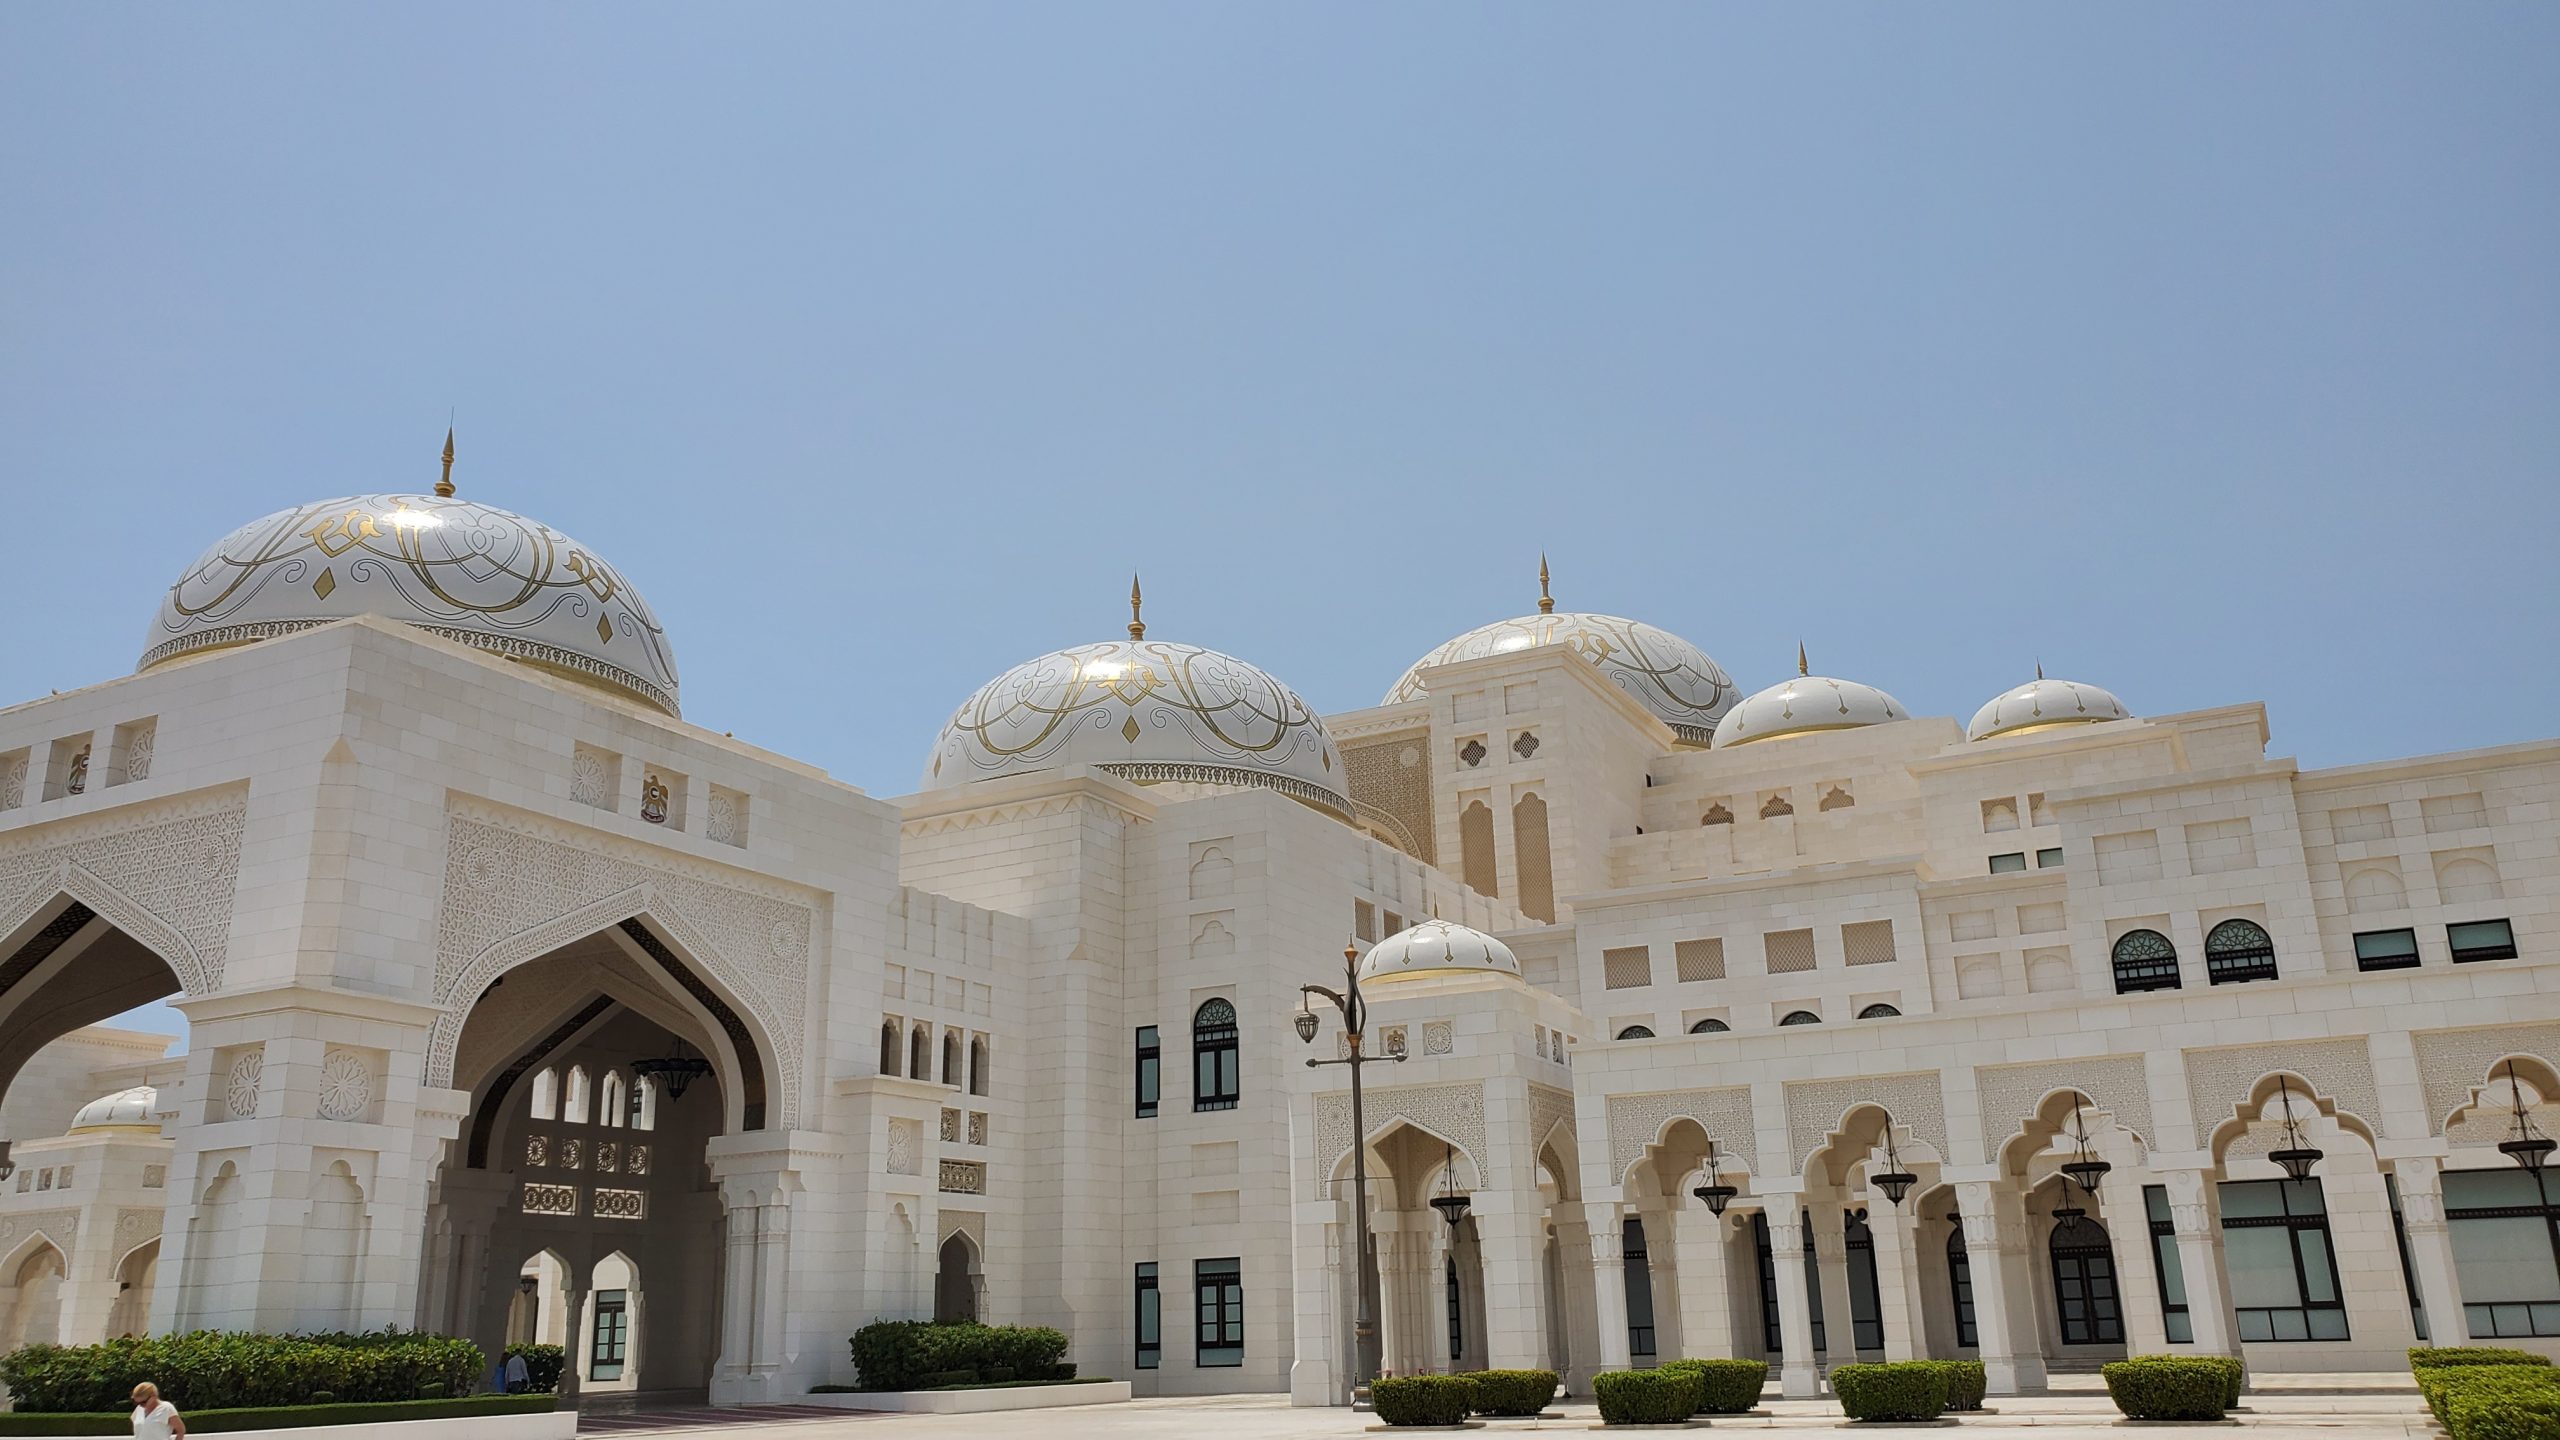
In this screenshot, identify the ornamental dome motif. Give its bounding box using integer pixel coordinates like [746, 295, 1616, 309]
[1967, 674, 2130, 742]
[68, 1085, 159, 1134]
[924, 581, 1350, 818]
[141, 459, 679, 716]
[1384, 561, 1737, 746]
[1711, 656, 1908, 749]
[1358, 918, 1521, 985]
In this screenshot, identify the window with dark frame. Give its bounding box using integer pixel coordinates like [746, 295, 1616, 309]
[2036, 847, 2065, 869]
[1616, 1025, 1655, 1040]
[2220, 1178, 2348, 1341]
[2354, 928, 2422, 972]
[2443, 1167, 2560, 1338]
[1948, 1223, 1978, 1348]
[1135, 1262, 1161, 1368]
[1192, 1000, 1239, 1112]
[1135, 1026, 1161, 1118]
[2111, 929, 2181, 994]
[1195, 1257, 1244, 1366]
[590, 1289, 629, 1380]
[2143, 1185, 2194, 1343]
[1988, 852, 2028, 875]
[2385, 1174, 2429, 1341]
[1843, 1211, 1884, 1352]
[1446, 1255, 1465, 1362]
[2048, 1215, 2125, 1345]
[2450, 919, 2519, 964]
[2203, 918, 2279, 985]
[1780, 1010, 1821, 1027]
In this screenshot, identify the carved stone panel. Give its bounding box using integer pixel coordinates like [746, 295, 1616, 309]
[1314, 1081, 1487, 1197]
[2416, 1024, 2560, 1134]
[0, 789, 246, 993]
[1783, 1072, 1948, 1176]
[1974, 1055, 2156, 1151]
[2183, 1037, 2380, 1145]
[1608, 1086, 1758, 1183]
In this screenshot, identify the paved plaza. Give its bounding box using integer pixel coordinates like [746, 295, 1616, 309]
[590, 1375, 2433, 1437]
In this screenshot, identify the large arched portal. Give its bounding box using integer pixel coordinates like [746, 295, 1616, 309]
[0, 895, 193, 1167]
[423, 920, 768, 1404]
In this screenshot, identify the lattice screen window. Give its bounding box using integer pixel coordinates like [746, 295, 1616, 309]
[1842, 921, 1897, 966]
[1355, 900, 1377, 942]
[1674, 938, 1725, 983]
[1764, 928, 1817, 974]
[1602, 946, 1654, 990]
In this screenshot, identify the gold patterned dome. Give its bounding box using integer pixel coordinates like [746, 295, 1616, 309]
[1357, 919, 1522, 985]
[68, 1085, 159, 1134]
[1967, 674, 2130, 742]
[925, 582, 1350, 817]
[143, 481, 680, 716]
[1386, 559, 1738, 746]
[1711, 650, 1908, 749]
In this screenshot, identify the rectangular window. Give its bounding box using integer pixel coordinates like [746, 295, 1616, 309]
[590, 1290, 629, 1380]
[1842, 920, 1897, 966]
[1195, 1257, 1243, 1366]
[2386, 1173, 2429, 1341]
[1193, 1004, 1240, 1113]
[1763, 928, 1818, 975]
[1135, 1026, 1161, 1118]
[2219, 1178, 2348, 1341]
[1674, 938, 1725, 983]
[1354, 900, 1376, 942]
[2445, 1167, 2560, 1338]
[2036, 847, 2065, 869]
[1135, 1263, 1162, 1368]
[2144, 1186, 2193, 1344]
[1988, 852, 2028, 875]
[2450, 919, 2519, 964]
[1602, 946, 1653, 990]
[2354, 928, 2421, 972]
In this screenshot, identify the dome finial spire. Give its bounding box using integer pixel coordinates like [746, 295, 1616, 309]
[1128, 572, 1146, 641]
[2036, 658, 2045, 681]
[1798, 642, 1809, 677]
[1537, 552, 1554, 614]
[436, 426, 456, 498]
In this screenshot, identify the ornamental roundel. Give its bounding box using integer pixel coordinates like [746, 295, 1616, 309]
[1386, 612, 1738, 747]
[225, 1050, 265, 1121]
[924, 639, 1351, 818]
[317, 1049, 372, 1122]
[140, 493, 680, 716]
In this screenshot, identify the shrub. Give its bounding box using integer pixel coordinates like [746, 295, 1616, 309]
[2415, 1348, 2555, 1372]
[0, 1395, 556, 1435]
[1461, 1369, 1557, 1417]
[1923, 1360, 1986, 1412]
[0, 1330, 483, 1413]
[2196, 1355, 2244, 1410]
[2102, 1356, 2231, 1422]
[1656, 1358, 1766, 1414]
[919, 1368, 978, 1388]
[2451, 1385, 2560, 1440]
[1832, 1361, 1949, 1422]
[847, 1320, 1071, 1391]
[1372, 1374, 1480, 1427]
[1594, 1369, 1703, 1426]
[504, 1342, 564, 1393]
[2419, 1364, 2560, 1437]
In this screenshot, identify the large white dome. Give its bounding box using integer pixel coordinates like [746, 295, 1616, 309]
[925, 637, 1351, 818]
[1387, 610, 1737, 747]
[142, 490, 680, 716]
[1358, 919, 1521, 985]
[68, 1086, 158, 1134]
[1712, 671, 1908, 749]
[1968, 676, 2130, 742]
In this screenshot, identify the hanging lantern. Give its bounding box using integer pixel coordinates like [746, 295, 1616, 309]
[2267, 1075, 2324, 1182]
[2498, 1060, 2556, 1175]
[1692, 1137, 1738, 1216]
[2059, 1091, 2113, 1196]
[1430, 1142, 1473, 1228]
[1294, 1005, 1321, 1045]
[1871, 1115, 1919, 1207]
[632, 1038, 712, 1100]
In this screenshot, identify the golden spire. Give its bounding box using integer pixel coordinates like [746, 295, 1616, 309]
[1537, 553, 1554, 614]
[1798, 642, 1809, 677]
[2035, 659, 2044, 681]
[1128, 572, 1146, 641]
[436, 427, 456, 497]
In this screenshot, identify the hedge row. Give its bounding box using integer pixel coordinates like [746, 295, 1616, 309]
[503, 1342, 564, 1393]
[1466, 1369, 1559, 1417]
[1656, 1357, 1768, 1414]
[1594, 1369, 1703, 1425]
[0, 1330, 483, 1413]
[2101, 1356, 2240, 1422]
[1369, 1370, 1559, 1426]
[0, 1395, 556, 1435]
[846, 1320, 1072, 1391]
[1831, 1361, 1950, 1422]
[2413, 1348, 2560, 1440]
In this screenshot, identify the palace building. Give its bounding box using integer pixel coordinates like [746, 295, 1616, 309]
[0, 460, 2553, 1407]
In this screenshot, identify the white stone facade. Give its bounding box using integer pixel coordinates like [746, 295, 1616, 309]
[0, 506, 2551, 1411]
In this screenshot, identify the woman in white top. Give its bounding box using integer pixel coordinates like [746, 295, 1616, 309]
[130, 1382, 185, 1439]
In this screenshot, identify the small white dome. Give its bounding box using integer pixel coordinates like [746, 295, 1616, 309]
[925, 636, 1350, 819]
[1967, 677, 2130, 742]
[68, 1086, 158, 1134]
[144, 491, 679, 715]
[1358, 919, 1522, 985]
[1712, 672, 1908, 749]
[1388, 612, 1737, 746]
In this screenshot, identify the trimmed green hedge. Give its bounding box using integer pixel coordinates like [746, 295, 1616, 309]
[1594, 1369, 1703, 1426]
[846, 1320, 1072, 1391]
[2416, 1362, 2560, 1440]
[1459, 1369, 1556, 1417]
[503, 1342, 563, 1393]
[1832, 1361, 1949, 1422]
[1922, 1360, 1986, 1412]
[2416, 1348, 2554, 1372]
[0, 1395, 556, 1435]
[1372, 1374, 1479, 1426]
[0, 1330, 483, 1413]
[2101, 1356, 2230, 1422]
[1657, 1357, 1767, 1414]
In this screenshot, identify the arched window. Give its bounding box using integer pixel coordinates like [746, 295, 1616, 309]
[2110, 929, 2181, 994]
[1689, 1018, 1730, 1035]
[909, 1024, 930, 1082]
[2049, 1213, 2124, 1345]
[1193, 999, 1240, 1112]
[1616, 1025, 1656, 1041]
[879, 1020, 900, 1078]
[633, 1077, 658, 1132]
[563, 1066, 591, 1125]
[2204, 919, 2278, 985]
[941, 1030, 963, 1087]
[969, 1037, 990, 1097]
[1779, 1010, 1821, 1027]
[529, 1068, 558, 1121]
[599, 1071, 626, 1129]
[1857, 1003, 1902, 1020]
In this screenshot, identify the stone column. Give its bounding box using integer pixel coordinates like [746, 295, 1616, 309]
[1553, 1214, 1607, 1392]
[1866, 1197, 1929, 1361]
[1643, 1208, 1684, 1360]
[1672, 1203, 1735, 1360]
[2391, 1158, 2468, 1346]
[752, 1196, 793, 1378]
[717, 1196, 757, 1379]
[1469, 1191, 1548, 1376]
[1809, 1202, 1858, 1365]
[2160, 1168, 2237, 1355]
[1767, 1210, 1822, 1398]
[2098, 1171, 2170, 1357]
[556, 1283, 589, 1407]
[1588, 1210, 1634, 1374]
[1953, 1182, 2041, 1394]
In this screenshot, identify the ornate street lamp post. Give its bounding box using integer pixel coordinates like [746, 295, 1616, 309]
[1298, 941, 1407, 1395]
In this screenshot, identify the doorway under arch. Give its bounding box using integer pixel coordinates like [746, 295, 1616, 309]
[935, 1233, 981, 1324]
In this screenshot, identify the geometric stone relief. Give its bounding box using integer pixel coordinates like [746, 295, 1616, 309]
[0, 788, 246, 994]
[425, 802, 813, 1128]
[225, 1049, 265, 1122]
[2416, 1023, 2560, 1135]
[2182, 1037, 2380, 1148]
[1608, 1086, 1757, 1183]
[114, 1207, 160, 1250]
[317, 1048, 373, 1122]
[0, 1210, 76, 1250]
[887, 1118, 919, 1176]
[1314, 1081, 1487, 1198]
[1422, 1021, 1454, 1057]
[1784, 1072, 1949, 1175]
[1974, 1055, 2156, 1156]
[1529, 1084, 1577, 1161]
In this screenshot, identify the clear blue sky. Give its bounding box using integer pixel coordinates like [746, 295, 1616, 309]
[4, 8, 2555, 1044]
